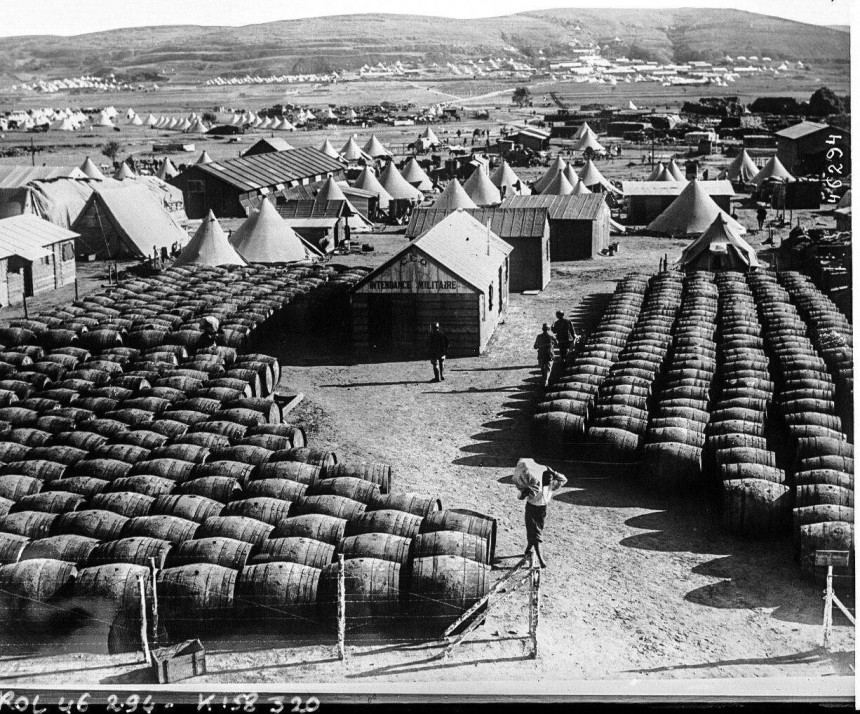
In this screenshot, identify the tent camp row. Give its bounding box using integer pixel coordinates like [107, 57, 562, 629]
[533, 156, 619, 195]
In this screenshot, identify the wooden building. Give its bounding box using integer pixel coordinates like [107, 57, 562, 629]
[510, 127, 551, 152]
[0, 214, 77, 307]
[501, 194, 610, 260]
[275, 199, 353, 251]
[242, 137, 296, 156]
[351, 211, 512, 357]
[620, 180, 735, 224]
[406, 206, 549, 292]
[775, 121, 851, 176]
[173, 147, 346, 219]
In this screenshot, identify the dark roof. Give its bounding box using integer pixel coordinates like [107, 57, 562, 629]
[244, 137, 295, 155]
[774, 121, 832, 141]
[193, 147, 344, 193]
[277, 179, 377, 202]
[501, 194, 609, 220]
[406, 207, 548, 240]
[276, 199, 347, 219]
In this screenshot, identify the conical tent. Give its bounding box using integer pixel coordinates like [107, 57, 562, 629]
[53, 117, 76, 131]
[196, 151, 213, 165]
[562, 164, 580, 186]
[94, 113, 114, 127]
[401, 157, 434, 192]
[175, 210, 247, 267]
[463, 166, 502, 206]
[648, 179, 746, 236]
[573, 125, 605, 153]
[316, 175, 347, 202]
[677, 213, 759, 271]
[188, 118, 208, 133]
[128, 115, 143, 126]
[352, 167, 393, 209]
[750, 156, 795, 187]
[628, 100, 638, 110]
[80, 157, 106, 180]
[646, 162, 666, 180]
[145, 114, 158, 126]
[158, 158, 178, 180]
[666, 158, 686, 181]
[114, 162, 136, 180]
[341, 137, 372, 163]
[363, 135, 391, 158]
[718, 149, 759, 183]
[490, 160, 530, 197]
[569, 176, 592, 195]
[654, 166, 682, 182]
[421, 126, 440, 144]
[836, 189, 851, 210]
[379, 162, 423, 201]
[533, 156, 568, 194]
[574, 122, 592, 140]
[229, 199, 314, 263]
[432, 180, 477, 210]
[318, 139, 342, 159]
[578, 158, 619, 192]
[541, 171, 574, 196]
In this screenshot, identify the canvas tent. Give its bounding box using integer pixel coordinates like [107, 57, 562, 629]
[646, 162, 666, 181]
[378, 162, 423, 202]
[750, 156, 795, 187]
[79, 158, 106, 181]
[665, 159, 686, 181]
[572, 125, 605, 153]
[490, 160, 530, 198]
[352, 167, 393, 210]
[158, 158, 179, 180]
[578, 158, 619, 193]
[114, 162, 136, 180]
[318, 139, 343, 160]
[462, 167, 501, 206]
[718, 149, 759, 183]
[401, 158, 434, 192]
[196, 151, 213, 165]
[363, 135, 392, 158]
[647, 179, 746, 236]
[174, 210, 246, 267]
[229, 198, 318, 263]
[541, 171, 574, 196]
[677, 213, 760, 271]
[533, 156, 567, 194]
[340, 137, 372, 163]
[433, 180, 478, 210]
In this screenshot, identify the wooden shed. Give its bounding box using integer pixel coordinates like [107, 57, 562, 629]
[501, 194, 609, 261]
[776, 122, 851, 176]
[0, 214, 77, 306]
[406, 206, 549, 292]
[351, 211, 512, 357]
[621, 180, 735, 224]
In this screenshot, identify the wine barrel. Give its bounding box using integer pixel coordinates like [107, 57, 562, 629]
[86, 536, 172, 568]
[321, 463, 391, 495]
[799, 521, 854, 581]
[244, 479, 307, 503]
[172, 432, 232, 450]
[106, 476, 176, 498]
[196, 515, 274, 546]
[585, 427, 641, 461]
[0, 532, 28, 564]
[798, 455, 854, 474]
[251, 537, 334, 569]
[252, 461, 320, 486]
[150, 494, 223, 524]
[717, 462, 785, 485]
[407, 555, 489, 625]
[20, 534, 99, 566]
[167, 537, 253, 571]
[150, 444, 210, 465]
[795, 469, 853, 490]
[12, 491, 86, 515]
[339, 533, 411, 567]
[238, 434, 293, 452]
[708, 434, 768, 452]
[272, 514, 346, 545]
[721, 479, 790, 538]
[247, 424, 306, 449]
[646, 427, 705, 448]
[90, 444, 151, 465]
[0, 474, 42, 501]
[73, 458, 134, 482]
[309, 477, 380, 505]
[148, 419, 189, 439]
[235, 562, 320, 626]
[795, 484, 854, 508]
[291, 495, 365, 521]
[190, 421, 247, 441]
[368, 492, 441, 519]
[270, 448, 337, 469]
[412, 531, 489, 564]
[89, 492, 156, 519]
[122, 515, 199, 544]
[345, 510, 422, 539]
[49, 430, 109, 451]
[220, 497, 291, 527]
[54, 509, 129, 540]
[8, 428, 52, 447]
[0, 442, 32, 462]
[158, 563, 237, 635]
[714, 448, 777, 468]
[130, 459, 197, 483]
[792, 505, 854, 530]
[0, 558, 76, 630]
[74, 563, 151, 616]
[643, 442, 703, 490]
[109, 430, 168, 450]
[210, 445, 273, 467]
[192, 461, 256, 486]
[319, 557, 402, 620]
[796, 437, 853, 462]
[420, 510, 496, 563]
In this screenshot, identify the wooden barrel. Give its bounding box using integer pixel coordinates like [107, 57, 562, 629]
[130, 459, 197, 483]
[109, 430, 169, 450]
[368, 492, 441, 519]
[243, 479, 306, 503]
[795, 484, 854, 508]
[407, 555, 489, 624]
[291, 495, 366, 521]
[48, 430, 109, 451]
[530, 412, 586, 456]
[220, 497, 292, 527]
[196, 515, 274, 546]
[86, 536, 172, 568]
[210, 445, 273, 467]
[159, 410, 210, 426]
[721, 479, 790, 538]
[150, 495, 223, 524]
[74, 562, 151, 616]
[9, 490, 84, 515]
[714, 447, 777, 468]
[20, 534, 99, 566]
[53, 509, 129, 540]
[253, 461, 320, 486]
[270, 448, 337, 469]
[191, 420, 248, 441]
[167, 537, 253, 571]
[0, 474, 42, 501]
[646, 427, 705, 448]
[238, 434, 293, 452]
[321, 463, 391, 495]
[192, 461, 256, 485]
[122, 515, 199, 544]
[799, 521, 854, 581]
[717, 463, 785, 485]
[172, 432, 231, 450]
[642, 442, 703, 491]
[709, 434, 768, 452]
[71, 458, 133, 482]
[180, 476, 243, 503]
[272, 514, 346, 545]
[798, 456, 854, 474]
[89, 492, 156, 518]
[0, 532, 28, 564]
[150, 444, 211, 465]
[319, 557, 402, 620]
[232, 360, 277, 396]
[345, 510, 422, 539]
[795, 469, 853, 490]
[235, 562, 320, 626]
[792, 505, 854, 530]
[91, 444, 151, 464]
[0, 558, 76, 630]
[107, 476, 176, 497]
[420, 510, 496, 563]
[251, 537, 334, 569]
[309, 477, 380, 505]
[705, 419, 765, 438]
[247, 424, 306, 449]
[412, 531, 489, 564]
[157, 563, 237, 635]
[0, 459, 68, 482]
[796, 437, 853, 462]
[0, 442, 33, 462]
[339, 533, 411, 567]
[8, 428, 52, 447]
[585, 427, 641, 461]
[148, 419, 189, 439]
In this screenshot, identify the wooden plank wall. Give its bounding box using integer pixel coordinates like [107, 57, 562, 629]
[7, 269, 23, 306]
[0, 259, 8, 307]
[52, 240, 76, 288]
[31, 255, 55, 296]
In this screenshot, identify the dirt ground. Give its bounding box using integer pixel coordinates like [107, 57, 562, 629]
[0, 200, 853, 692]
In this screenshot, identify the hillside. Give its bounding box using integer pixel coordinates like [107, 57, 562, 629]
[0, 8, 849, 80]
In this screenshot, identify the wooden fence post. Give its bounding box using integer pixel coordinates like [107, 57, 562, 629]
[21, 293, 28, 319]
[529, 552, 540, 660]
[337, 553, 345, 660]
[137, 574, 151, 663]
[822, 564, 834, 650]
[149, 557, 159, 645]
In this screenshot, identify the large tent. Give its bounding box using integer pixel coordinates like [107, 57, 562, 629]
[433, 180, 478, 210]
[114, 162, 136, 180]
[665, 158, 686, 181]
[352, 166, 393, 209]
[157, 158, 179, 180]
[533, 156, 568, 194]
[677, 213, 760, 271]
[79, 157, 106, 180]
[401, 158, 434, 192]
[421, 126, 441, 145]
[196, 151, 213, 165]
[340, 137, 372, 163]
[363, 135, 392, 158]
[229, 198, 317, 263]
[490, 160, 530, 197]
[318, 139, 342, 160]
[378, 162, 423, 202]
[572, 125, 605, 153]
[174, 210, 246, 267]
[750, 156, 795, 187]
[578, 158, 619, 193]
[647, 179, 746, 236]
[718, 149, 760, 183]
[646, 162, 666, 180]
[462, 167, 501, 206]
[541, 171, 574, 196]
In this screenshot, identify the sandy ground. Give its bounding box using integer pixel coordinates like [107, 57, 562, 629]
[0, 210, 853, 690]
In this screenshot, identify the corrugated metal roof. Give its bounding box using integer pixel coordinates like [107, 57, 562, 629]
[406, 207, 548, 239]
[276, 199, 346, 219]
[501, 194, 608, 220]
[774, 121, 832, 141]
[195, 147, 344, 192]
[0, 165, 86, 189]
[276, 179, 377, 202]
[0, 214, 76, 261]
[281, 217, 339, 229]
[621, 180, 735, 197]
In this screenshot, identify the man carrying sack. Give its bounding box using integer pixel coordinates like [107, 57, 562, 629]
[513, 458, 567, 568]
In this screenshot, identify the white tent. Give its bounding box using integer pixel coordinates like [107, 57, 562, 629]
[677, 213, 759, 271]
[379, 162, 423, 202]
[114, 162, 136, 180]
[648, 179, 747, 236]
[463, 167, 502, 206]
[432, 179, 478, 210]
[230, 198, 317, 263]
[363, 135, 392, 158]
[490, 160, 530, 197]
[175, 210, 247, 267]
[80, 157, 106, 180]
[196, 151, 213, 165]
[352, 167, 393, 210]
[401, 157, 434, 192]
[533, 156, 568, 194]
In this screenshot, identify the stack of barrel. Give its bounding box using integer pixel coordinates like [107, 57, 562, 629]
[583, 271, 684, 462]
[532, 272, 649, 455]
[706, 272, 786, 538]
[643, 271, 718, 489]
[747, 272, 853, 581]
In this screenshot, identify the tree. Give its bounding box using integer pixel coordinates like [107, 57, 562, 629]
[808, 86, 845, 117]
[101, 140, 122, 163]
[512, 86, 531, 107]
[202, 111, 218, 123]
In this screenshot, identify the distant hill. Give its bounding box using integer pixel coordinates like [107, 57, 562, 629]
[0, 8, 849, 80]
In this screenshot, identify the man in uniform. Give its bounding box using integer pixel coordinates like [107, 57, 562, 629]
[533, 323, 557, 389]
[427, 323, 449, 382]
[551, 310, 575, 363]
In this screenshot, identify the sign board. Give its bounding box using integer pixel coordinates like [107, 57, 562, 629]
[357, 248, 472, 295]
[814, 550, 851, 567]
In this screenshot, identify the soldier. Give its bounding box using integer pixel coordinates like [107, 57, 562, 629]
[427, 322, 449, 382]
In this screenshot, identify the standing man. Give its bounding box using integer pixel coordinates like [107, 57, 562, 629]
[427, 322, 449, 382]
[757, 205, 768, 231]
[513, 458, 567, 568]
[551, 310, 575, 363]
[533, 323, 557, 389]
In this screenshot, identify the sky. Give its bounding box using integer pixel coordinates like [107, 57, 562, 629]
[0, 0, 851, 37]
